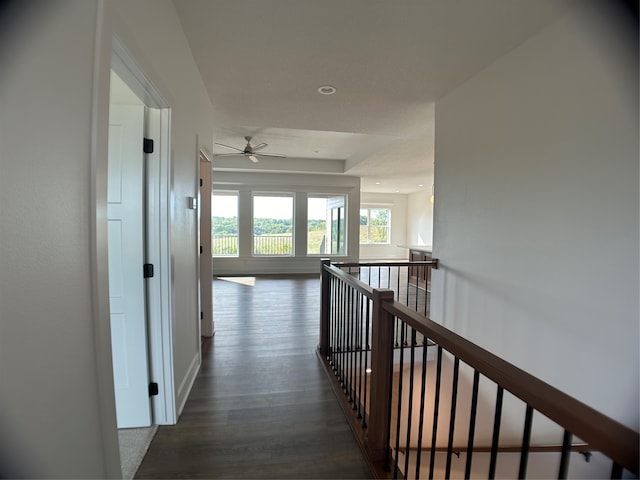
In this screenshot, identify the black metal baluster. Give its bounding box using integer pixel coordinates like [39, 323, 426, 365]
[423, 265, 429, 317]
[395, 316, 400, 347]
[404, 328, 417, 478]
[558, 430, 572, 479]
[610, 462, 623, 479]
[414, 266, 420, 314]
[356, 291, 363, 417]
[429, 346, 443, 480]
[338, 281, 346, 386]
[445, 357, 460, 479]
[488, 386, 504, 480]
[393, 321, 406, 479]
[414, 335, 429, 479]
[346, 287, 354, 400]
[465, 370, 480, 479]
[385, 320, 396, 473]
[361, 298, 371, 428]
[330, 277, 337, 371]
[352, 289, 358, 406]
[518, 405, 534, 479]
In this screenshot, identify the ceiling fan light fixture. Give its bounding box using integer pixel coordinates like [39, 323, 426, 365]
[249, 155, 259, 163]
[318, 85, 336, 95]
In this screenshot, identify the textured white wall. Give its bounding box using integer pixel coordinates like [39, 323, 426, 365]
[0, 1, 118, 477]
[0, 0, 214, 476]
[407, 189, 434, 247]
[431, 4, 638, 429]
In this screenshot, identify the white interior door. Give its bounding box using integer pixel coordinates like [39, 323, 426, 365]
[108, 104, 152, 428]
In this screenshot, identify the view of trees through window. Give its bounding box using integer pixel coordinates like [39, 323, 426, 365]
[212, 192, 238, 256]
[253, 195, 293, 255]
[213, 191, 347, 257]
[360, 208, 391, 244]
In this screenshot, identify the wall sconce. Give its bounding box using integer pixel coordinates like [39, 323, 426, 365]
[429, 184, 435, 205]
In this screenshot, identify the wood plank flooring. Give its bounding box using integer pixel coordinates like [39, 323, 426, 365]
[135, 275, 373, 479]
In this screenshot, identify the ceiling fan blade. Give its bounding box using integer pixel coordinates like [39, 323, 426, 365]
[214, 142, 244, 152]
[249, 155, 259, 163]
[251, 143, 268, 151]
[213, 153, 246, 157]
[256, 153, 286, 158]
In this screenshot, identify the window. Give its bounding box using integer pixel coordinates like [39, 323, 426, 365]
[212, 191, 238, 256]
[253, 194, 293, 256]
[307, 195, 346, 255]
[360, 208, 391, 244]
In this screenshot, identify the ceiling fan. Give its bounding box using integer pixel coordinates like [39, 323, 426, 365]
[214, 136, 285, 163]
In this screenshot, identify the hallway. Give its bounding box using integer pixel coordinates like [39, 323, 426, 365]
[135, 275, 372, 478]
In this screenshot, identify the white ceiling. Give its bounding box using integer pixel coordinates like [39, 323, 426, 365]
[172, 0, 571, 194]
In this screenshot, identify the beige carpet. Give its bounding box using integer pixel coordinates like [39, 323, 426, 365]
[118, 426, 157, 479]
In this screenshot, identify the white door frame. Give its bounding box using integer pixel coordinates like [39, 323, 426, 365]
[199, 146, 214, 338]
[111, 36, 176, 424]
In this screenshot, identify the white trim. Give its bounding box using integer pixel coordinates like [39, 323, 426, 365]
[176, 352, 201, 417]
[111, 36, 167, 108]
[91, 1, 122, 476]
[146, 107, 176, 424]
[111, 40, 176, 425]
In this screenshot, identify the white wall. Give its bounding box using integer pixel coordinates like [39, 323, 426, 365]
[0, 1, 118, 476]
[0, 0, 214, 477]
[360, 192, 408, 260]
[212, 171, 360, 275]
[431, 3, 638, 431]
[407, 189, 434, 247]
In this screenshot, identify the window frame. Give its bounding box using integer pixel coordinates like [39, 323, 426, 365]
[251, 192, 295, 257]
[359, 207, 391, 245]
[211, 190, 239, 257]
[306, 194, 347, 256]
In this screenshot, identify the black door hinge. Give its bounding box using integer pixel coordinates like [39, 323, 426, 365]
[143, 263, 154, 278]
[143, 138, 154, 154]
[148, 382, 159, 397]
[200, 178, 203, 187]
[200, 311, 204, 320]
[200, 245, 203, 254]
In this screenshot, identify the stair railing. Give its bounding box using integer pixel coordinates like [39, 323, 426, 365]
[318, 259, 639, 479]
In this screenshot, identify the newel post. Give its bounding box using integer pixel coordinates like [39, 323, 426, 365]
[319, 259, 331, 357]
[366, 288, 395, 464]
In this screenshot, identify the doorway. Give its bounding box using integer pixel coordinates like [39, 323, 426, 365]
[199, 149, 214, 337]
[108, 37, 176, 476]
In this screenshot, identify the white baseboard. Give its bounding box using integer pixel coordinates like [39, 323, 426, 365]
[176, 352, 200, 417]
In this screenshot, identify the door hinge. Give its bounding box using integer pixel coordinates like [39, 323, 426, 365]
[200, 178, 203, 187]
[143, 138, 154, 154]
[143, 263, 154, 278]
[200, 245, 203, 254]
[148, 382, 159, 397]
[200, 311, 204, 320]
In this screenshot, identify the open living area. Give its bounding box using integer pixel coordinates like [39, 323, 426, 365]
[1, 0, 638, 478]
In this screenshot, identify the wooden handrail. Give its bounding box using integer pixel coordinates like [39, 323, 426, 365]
[383, 300, 639, 475]
[323, 262, 376, 299]
[333, 259, 439, 269]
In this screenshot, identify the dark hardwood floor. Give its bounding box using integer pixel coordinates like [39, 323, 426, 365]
[136, 275, 373, 479]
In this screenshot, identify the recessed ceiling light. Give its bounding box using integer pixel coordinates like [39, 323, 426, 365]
[375, 182, 381, 185]
[318, 85, 337, 95]
[418, 184, 424, 187]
